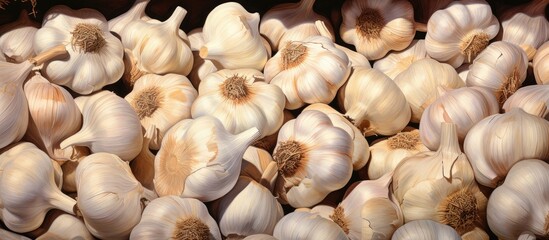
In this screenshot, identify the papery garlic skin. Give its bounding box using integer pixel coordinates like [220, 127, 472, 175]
[487, 159, 549, 240]
[391, 220, 461, 240]
[34, 5, 124, 94]
[108, 0, 150, 35]
[534, 41, 549, 85]
[425, 0, 500, 68]
[273, 211, 348, 240]
[61, 91, 143, 161]
[273, 110, 353, 208]
[0, 62, 30, 149]
[35, 213, 94, 240]
[130, 125, 156, 190]
[58, 146, 89, 192]
[464, 108, 549, 187]
[373, 40, 429, 79]
[0, 10, 38, 63]
[240, 146, 278, 192]
[394, 58, 465, 123]
[243, 234, 278, 240]
[264, 35, 350, 110]
[340, 0, 416, 60]
[466, 41, 528, 106]
[339, 67, 411, 136]
[125, 74, 197, 150]
[503, 85, 549, 120]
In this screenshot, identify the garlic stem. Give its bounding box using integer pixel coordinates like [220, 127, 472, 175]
[29, 45, 68, 66]
[164, 7, 187, 34]
[297, 0, 316, 15]
[437, 122, 461, 179]
[199, 42, 222, 60]
[414, 21, 427, 32]
[49, 191, 77, 216]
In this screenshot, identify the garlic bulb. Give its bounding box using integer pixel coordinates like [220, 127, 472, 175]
[487, 159, 549, 240]
[130, 196, 222, 240]
[34, 212, 93, 240]
[264, 35, 350, 110]
[464, 108, 549, 187]
[503, 85, 549, 119]
[0, 10, 38, 63]
[273, 110, 353, 208]
[373, 40, 429, 79]
[60, 91, 143, 161]
[0, 228, 30, 240]
[419, 86, 499, 150]
[340, 0, 416, 60]
[367, 128, 429, 180]
[252, 110, 295, 153]
[0, 142, 77, 233]
[154, 116, 260, 201]
[394, 58, 465, 122]
[240, 146, 278, 192]
[273, 211, 348, 240]
[314, 20, 370, 69]
[130, 125, 157, 190]
[425, 0, 500, 68]
[120, 6, 193, 86]
[391, 220, 461, 240]
[243, 234, 277, 240]
[23, 72, 82, 161]
[125, 73, 197, 150]
[339, 67, 411, 136]
[533, 41, 549, 85]
[466, 41, 528, 106]
[303, 103, 370, 170]
[214, 176, 284, 238]
[34, 5, 124, 94]
[200, 2, 268, 70]
[260, 0, 335, 51]
[192, 69, 285, 139]
[108, 0, 150, 35]
[75, 152, 156, 240]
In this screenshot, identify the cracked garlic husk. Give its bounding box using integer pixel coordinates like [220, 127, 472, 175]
[392, 220, 461, 240]
[60, 91, 143, 161]
[240, 146, 278, 192]
[154, 116, 260, 201]
[0, 10, 38, 63]
[130, 196, 222, 240]
[125, 73, 197, 150]
[33, 5, 124, 94]
[373, 40, 429, 79]
[534, 41, 549, 85]
[273, 211, 348, 240]
[503, 85, 549, 120]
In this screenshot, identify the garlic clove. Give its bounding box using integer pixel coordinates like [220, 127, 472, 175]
[503, 85, 549, 120]
[391, 220, 461, 240]
[273, 211, 348, 240]
[373, 40, 429, 79]
[240, 146, 278, 192]
[533, 41, 549, 85]
[0, 10, 39, 63]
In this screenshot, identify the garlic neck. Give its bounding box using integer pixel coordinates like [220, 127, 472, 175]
[387, 131, 421, 150]
[356, 8, 385, 40]
[221, 75, 250, 102]
[29, 45, 68, 66]
[281, 42, 308, 70]
[437, 122, 461, 179]
[172, 216, 211, 240]
[495, 67, 521, 106]
[274, 140, 304, 177]
[459, 31, 490, 63]
[70, 23, 106, 53]
[48, 190, 77, 216]
[439, 188, 479, 235]
[164, 7, 187, 34]
[134, 86, 162, 119]
[297, 0, 316, 15]
[329, 206, 350, 234]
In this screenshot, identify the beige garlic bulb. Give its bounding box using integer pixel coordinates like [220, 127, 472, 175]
[419, 86, 499, 150]
[466, 41, 528, 106]
[367, 128, 429, 180]
[425, 0, 500, 68]
[503, 85, 549, 120]
[391, 220, 461, 240]
[213, 176, 284, 238]
[373, 40, 429, 79]
[339, 67, 411, 136]
[464, 108, 549, 187]
[340, 0, 416, 60]
[240, 146, 278, 192]
[487, 159, 549, 240]
[394, 58, 465, 122]
[108, 0, 149, 35]
[303, 103, 370, 170]
[273, 211, 348, 240]
[192, 69, 285, 140]
[130, 196, 222, 240]
[534, 41, 549, 85]
[33, 212, 93, 240]
[154, 116, 260, 201]
[264, 35, 350, 110]
[200, 2, 268, 70]
[34, 5, 124, 94]
[260, 0, 335, 51]
[75, 153, 156, 240]
[125, 74, 197, 150]
[0, 10, 38, 63]
[273, 110, 353, 208]
[121, 7, 193, 86]
[0, 142, 77, 233]
[23, 72, 82, 161]
[61, 91, 143, 161]
[130, 125, 157, 190]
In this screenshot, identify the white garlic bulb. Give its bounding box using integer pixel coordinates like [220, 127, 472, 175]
[0, 10, 38, 63]
[130, 125, 157, 190]
[464, 108, 549, 187]
[339, 67, 411, 136]
[425, 0, 500, 68]
[192, 69, 285, 140]
[273, 110, 353, 208]
[75, 152, 156, 240]
[34, 212, 93, 240]
[154, 116, 260, 201]
[487, 159, 549, 240]
[200, 2, 268, 70]
[466, 41, 528, 106]
[533, 41, 549, 85]
[340, 0, 416, 60]
[60, 91, 143, 161]
[264, 35, 350, 110]
[125, 73, 197, 150]
[419, 86, 499, 150]
[373, 40, 429, 79]
[503, 85, 549, 120]
[130, 196, 222, 240]
[108, 0, 150, 35]
[394, 58, 465, 122]
[273, 211, 348, 240]
[391, 220, 461, 240]
[240, 146, 278, 192]
[34, 5, 124, 94]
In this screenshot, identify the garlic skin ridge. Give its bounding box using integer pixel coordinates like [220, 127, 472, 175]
[533, 41, 549, 85]
[0, 10, 38, 63]
[391, 220, 461, 240]
[503, 85, 549, 120]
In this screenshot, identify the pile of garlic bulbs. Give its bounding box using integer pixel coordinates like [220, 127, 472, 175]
[0, 0, 548, 239]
